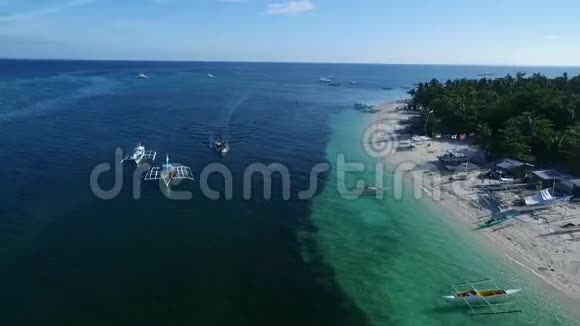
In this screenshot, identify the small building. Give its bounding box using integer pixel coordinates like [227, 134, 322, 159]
[560, 179, 580, 199]
[397, 140, 416, 152]
[527, 170, 567, 191]
[438, 150, 469, 165]
[573, 180, 580, 199]
[496, 159, 534, 179]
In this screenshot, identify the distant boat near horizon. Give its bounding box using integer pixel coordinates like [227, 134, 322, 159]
[207, 73, 215, 79]
[137, 73, 149, 79]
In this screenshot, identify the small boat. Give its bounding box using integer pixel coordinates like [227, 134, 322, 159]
[445, 279, 522, 315]
[349, 81, 359, 85]
[353, 185, 384, 196]
[354, 102, 375, 110]
[121, 142, 157, 165]
[319, 75, 335, 83]
[137, 73, 149, 79]
[477, 216, 511, 229]
[207, 73, 215, 79]
[210, 137, 230, 156]
[443, 289, 521, 303]
[354, 103, 379, 113]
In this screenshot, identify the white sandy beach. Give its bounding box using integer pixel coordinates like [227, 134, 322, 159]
[373, 101, 580, 302]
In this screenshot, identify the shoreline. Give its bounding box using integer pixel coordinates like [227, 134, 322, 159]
[372, 100, 580, 307]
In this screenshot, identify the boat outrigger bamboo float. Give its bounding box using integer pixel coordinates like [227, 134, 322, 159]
[352, 185, 385, 196]
[444, 279, 522, 315]
[144, 154, 194, 188]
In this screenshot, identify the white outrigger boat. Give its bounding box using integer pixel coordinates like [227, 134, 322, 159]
[444, 288, 522, 303]
[121, 142, 157, 165]
[353, 185, 385, 196]
[144, 155, 194, 188]
[137, 73, 149, 79]
[444, 279, 522, 315]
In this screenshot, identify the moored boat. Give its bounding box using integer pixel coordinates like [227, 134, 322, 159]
[353, 185, 384, 196]
[210, 136, 230, 156]
[443, 279, 523, 315]
[443, 288, 521, 303]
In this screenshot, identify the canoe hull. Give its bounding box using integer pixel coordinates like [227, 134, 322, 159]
[444, 289, 521, 303]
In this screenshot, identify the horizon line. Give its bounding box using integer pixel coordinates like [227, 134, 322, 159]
[2, 57, 580, 69]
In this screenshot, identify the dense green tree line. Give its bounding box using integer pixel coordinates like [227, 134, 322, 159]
[408, 73, 580, 173]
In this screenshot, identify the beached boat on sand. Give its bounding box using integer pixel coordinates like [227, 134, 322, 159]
[477, 216, 511, 229]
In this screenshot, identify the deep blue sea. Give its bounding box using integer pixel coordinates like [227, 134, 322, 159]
[1, 60, 579, 325]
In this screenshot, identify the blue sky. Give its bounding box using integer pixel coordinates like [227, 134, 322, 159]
[0, 0, 579, 65]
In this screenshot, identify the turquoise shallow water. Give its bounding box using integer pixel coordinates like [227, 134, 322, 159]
[304, 109, 580, 325]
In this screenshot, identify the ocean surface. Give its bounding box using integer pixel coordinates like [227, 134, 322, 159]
[1, 60, 579, 325]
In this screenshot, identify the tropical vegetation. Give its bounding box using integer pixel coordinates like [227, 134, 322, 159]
[408, 73, 580, 173]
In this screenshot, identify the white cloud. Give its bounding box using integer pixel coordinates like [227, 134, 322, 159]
[0, 0, 95, 23]
[265, 0, 315, 16]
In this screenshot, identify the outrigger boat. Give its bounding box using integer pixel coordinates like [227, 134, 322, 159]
[121, 142, 157, 165]
[444, 279, 522, 316]
[353, 185, 385, 196]
[444, 288, 521, 303]
[210, 137, 230, 156]
[477, 215, 512, 229]
[144, 154, 194, 188]
[319, 75, 335, 83]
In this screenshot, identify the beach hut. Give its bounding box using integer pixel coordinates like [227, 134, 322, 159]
[561, 179, 580, 199]
[573, 180, 580, 200]
[438, 150, 469, 165]
[527, 170, 565, 191]
[496, 159, 533, 179]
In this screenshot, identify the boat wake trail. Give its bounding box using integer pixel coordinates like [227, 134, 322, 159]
[219, 91, 250, 137]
